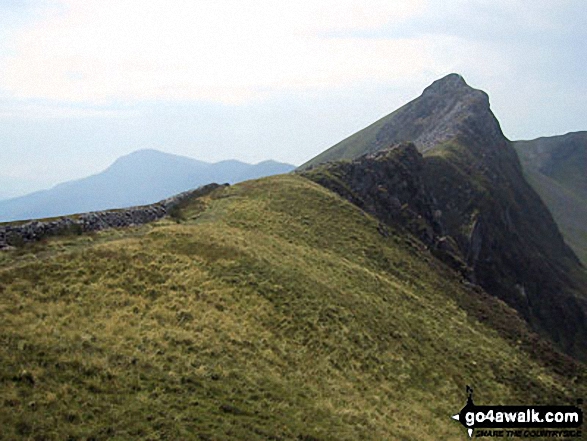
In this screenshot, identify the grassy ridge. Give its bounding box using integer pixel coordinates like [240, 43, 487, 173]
[0, 175, 583, 440]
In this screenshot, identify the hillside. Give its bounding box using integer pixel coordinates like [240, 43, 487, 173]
[514, 132, 587, 264]
[0, 149, 294, 222]
[0, 175, 584, 440]
[299, 74, 587, 362]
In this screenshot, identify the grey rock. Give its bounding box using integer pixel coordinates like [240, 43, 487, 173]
[0, 183, 225, 249]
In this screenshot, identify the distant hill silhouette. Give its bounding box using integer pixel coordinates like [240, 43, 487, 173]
[0, 149, 294, 221]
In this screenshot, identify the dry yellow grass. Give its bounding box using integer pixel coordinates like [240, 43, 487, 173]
[0, 175, 583, 440]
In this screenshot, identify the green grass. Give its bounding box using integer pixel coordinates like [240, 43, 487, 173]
[0, 175, 584, 440]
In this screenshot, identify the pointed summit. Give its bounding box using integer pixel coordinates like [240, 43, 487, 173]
[301, 74, 587, 361]
[300, 74, 503, 169]
[422, 73, 469, 95]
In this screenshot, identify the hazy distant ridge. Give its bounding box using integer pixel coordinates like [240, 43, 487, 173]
[0, 149, 294, 222]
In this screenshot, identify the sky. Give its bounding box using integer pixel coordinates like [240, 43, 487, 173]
[0, 0, 586, 198]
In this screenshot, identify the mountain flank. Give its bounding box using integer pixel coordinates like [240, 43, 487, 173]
[514, 132, 587, 264]
[1, 74, 585, 439]
[0, 175, 583, 440]
[0, 149, 294, 222]
[299, 74, 505, 169]
[300, 74, 587, 361]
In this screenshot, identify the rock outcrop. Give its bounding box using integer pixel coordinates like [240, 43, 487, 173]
[300, 74, 507, 170]
[303, 143, 473, 277]
[301, 74, 587, 361]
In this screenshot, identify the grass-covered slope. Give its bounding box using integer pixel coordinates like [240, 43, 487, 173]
[0, 175, 584, 440]
[301, 140, 587, 361]
[514, 133, 587, 264]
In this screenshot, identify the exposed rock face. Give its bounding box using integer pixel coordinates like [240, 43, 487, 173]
[301, 74, 587, 361]
[0, 183, 224, 250]
[303, 145, 437, 242]
[376, 74, 505, 153]
[303, 143, 471, 277]
[300, 74, 507, 170]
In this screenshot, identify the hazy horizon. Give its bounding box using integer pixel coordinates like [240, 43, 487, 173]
[0, 148, 296, 201]
[1, 1, 585, 197]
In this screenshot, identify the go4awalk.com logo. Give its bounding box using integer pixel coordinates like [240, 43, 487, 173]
[451, 386, 583, 438]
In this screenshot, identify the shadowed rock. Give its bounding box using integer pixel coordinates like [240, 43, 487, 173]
[301, 74, 587, 361]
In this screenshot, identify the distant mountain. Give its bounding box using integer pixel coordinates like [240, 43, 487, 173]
[300, 73, 587, 361]
[0, 149, 294, 222]
[514, 132, 587, 264]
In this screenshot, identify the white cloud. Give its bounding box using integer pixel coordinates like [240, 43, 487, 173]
[0, 0, 429, 105]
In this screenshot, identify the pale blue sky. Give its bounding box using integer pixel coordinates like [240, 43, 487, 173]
[0, 0, 586, 198]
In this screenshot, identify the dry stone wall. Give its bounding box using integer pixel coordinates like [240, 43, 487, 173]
[0, 183, 225, 250]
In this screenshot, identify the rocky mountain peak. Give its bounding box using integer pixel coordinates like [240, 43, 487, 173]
[422, 73, 468, 95]
[303, 133, 587, 360]
[300, 74, 505, 170]
[419, 73, 491, 113]
[413, 74, 501, 152]
[375, 73, 504, 154]
[300, 75, 587, 361]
